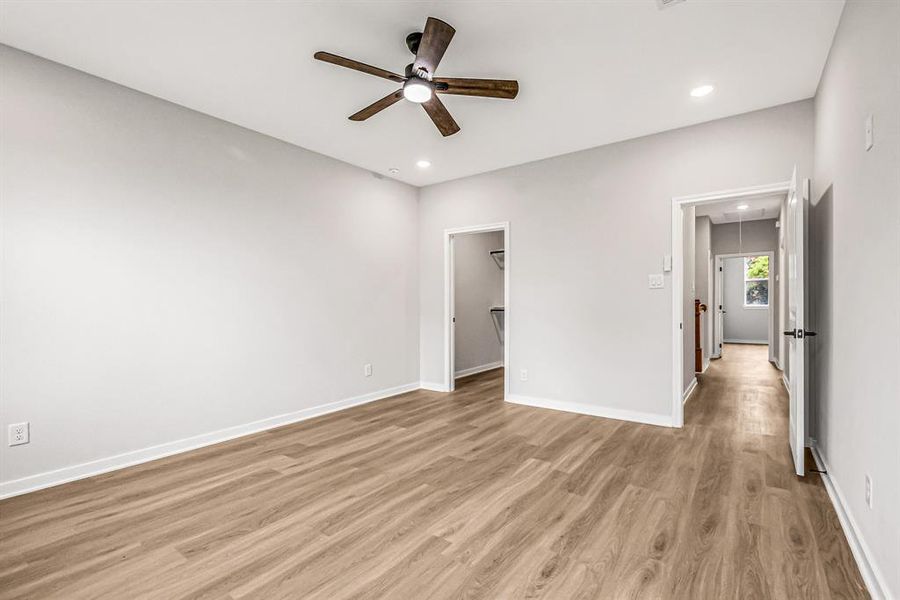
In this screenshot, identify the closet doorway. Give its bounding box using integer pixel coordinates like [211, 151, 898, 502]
[443, 223, 509, 398]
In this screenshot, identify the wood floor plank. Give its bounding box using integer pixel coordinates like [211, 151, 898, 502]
[0, 348, 868, 599]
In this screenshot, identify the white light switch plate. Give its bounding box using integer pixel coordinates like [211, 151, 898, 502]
[663, 255, 672, 272]
[648, 274, 665, 289]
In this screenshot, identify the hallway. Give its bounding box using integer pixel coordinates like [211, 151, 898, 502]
[687, 343, 787, 436]
[683, 343, 866, 597]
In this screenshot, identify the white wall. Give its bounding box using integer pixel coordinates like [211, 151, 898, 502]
[453, 231, 504, 375]
[0, 47, 420, 491]
[811, 1, 900, 596]
[722, 257, 768, 343]
[694, 216, 712, 368]
[419, 100, 813, 424]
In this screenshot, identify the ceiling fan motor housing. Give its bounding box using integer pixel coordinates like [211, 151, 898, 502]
[406, 32, 422, 54]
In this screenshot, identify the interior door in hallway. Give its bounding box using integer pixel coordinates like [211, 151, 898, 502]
[785, 167, 808, 476]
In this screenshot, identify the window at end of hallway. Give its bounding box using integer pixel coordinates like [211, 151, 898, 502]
[744, 256, 769, 307]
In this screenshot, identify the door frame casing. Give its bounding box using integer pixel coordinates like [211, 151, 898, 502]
[443, 222, 510, 398]
[671, 181, 791, 428]
[713, 251, 776, 360]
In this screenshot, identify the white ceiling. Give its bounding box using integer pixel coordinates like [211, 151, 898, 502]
[695, 193, 785, 224]
[0, 1, 843, 186]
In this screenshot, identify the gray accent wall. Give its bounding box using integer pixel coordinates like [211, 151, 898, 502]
[453, 231, 504, 375]
[682, 206, 696, 392]
[711, 219, 779, 255]
[694, 216, 712, 368]
[812, 1, 900, 595]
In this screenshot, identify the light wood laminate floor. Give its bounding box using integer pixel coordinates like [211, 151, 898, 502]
[0, 344, 867, 599]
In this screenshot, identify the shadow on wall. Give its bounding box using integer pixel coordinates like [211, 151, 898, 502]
[809, 184, 833, 446]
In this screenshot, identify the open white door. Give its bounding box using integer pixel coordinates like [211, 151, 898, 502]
[713, 257, 724, 358]
[785, 167, 808, 476]
[448, 235, 456, 392]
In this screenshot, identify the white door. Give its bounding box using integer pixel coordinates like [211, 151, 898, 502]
[714, 257, 724, 357]
[448, 235, 456, 392]
[785, 167, 808, 476]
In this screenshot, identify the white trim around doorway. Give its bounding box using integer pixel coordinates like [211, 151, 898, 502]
[713, 251, 776, 362]
[443, 222, 510, 400]
[671, 181, 790, 428]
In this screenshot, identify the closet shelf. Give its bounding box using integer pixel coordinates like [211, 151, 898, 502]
[490, 306, 505, 344]
[490, 249, 505, 270]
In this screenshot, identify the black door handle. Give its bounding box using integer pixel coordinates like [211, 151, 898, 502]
[784, 329, 817, 338]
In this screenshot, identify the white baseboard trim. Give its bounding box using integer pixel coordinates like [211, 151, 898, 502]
[701, 359, 710, 374]
[723, 338, 768, 345]
[781, 374, 790, 394]
[419, 381, 450, 392]
[0, 381, 420, 500]
[506, 394, 672, 428]
[455, 361, 503, 379]
[810, 445, 888, 599]
[682, 377, 698, 405]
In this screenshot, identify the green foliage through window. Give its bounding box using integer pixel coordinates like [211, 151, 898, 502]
[744, 256, 769, 306]
[745, 255, 769, 279]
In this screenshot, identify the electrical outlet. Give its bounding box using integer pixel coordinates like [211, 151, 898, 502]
[865, 474, 873, 509]
[520, 368, 528, 382]
[364, 363, 373, 377]
[8, 422, 29, 446]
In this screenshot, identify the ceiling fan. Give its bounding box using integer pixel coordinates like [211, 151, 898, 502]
[314, 17, 518, 137]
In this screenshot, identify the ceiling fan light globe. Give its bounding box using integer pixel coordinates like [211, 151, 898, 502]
[403, 79, 433, 103]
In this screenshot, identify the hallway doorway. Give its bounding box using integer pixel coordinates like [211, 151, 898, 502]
[713, 252, 775, 361]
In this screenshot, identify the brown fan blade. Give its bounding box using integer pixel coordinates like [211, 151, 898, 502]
[314, 51, 405, 83]
[422, 95, 460, 137]
[434, 78, 519, 99]
[412, 17, 455, 77]
[349, 90, 404, 121]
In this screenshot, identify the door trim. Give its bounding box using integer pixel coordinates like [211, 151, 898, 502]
[671, 181, 791, 428]
[713, 251, 776, 359]
[443, 222, 510, 399]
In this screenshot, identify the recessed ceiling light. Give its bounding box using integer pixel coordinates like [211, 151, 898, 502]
[690, 84, 715, 98]
[388, 168, 399, 175]
[736, 204, 750, 210]
[416, 159, 431, 169]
